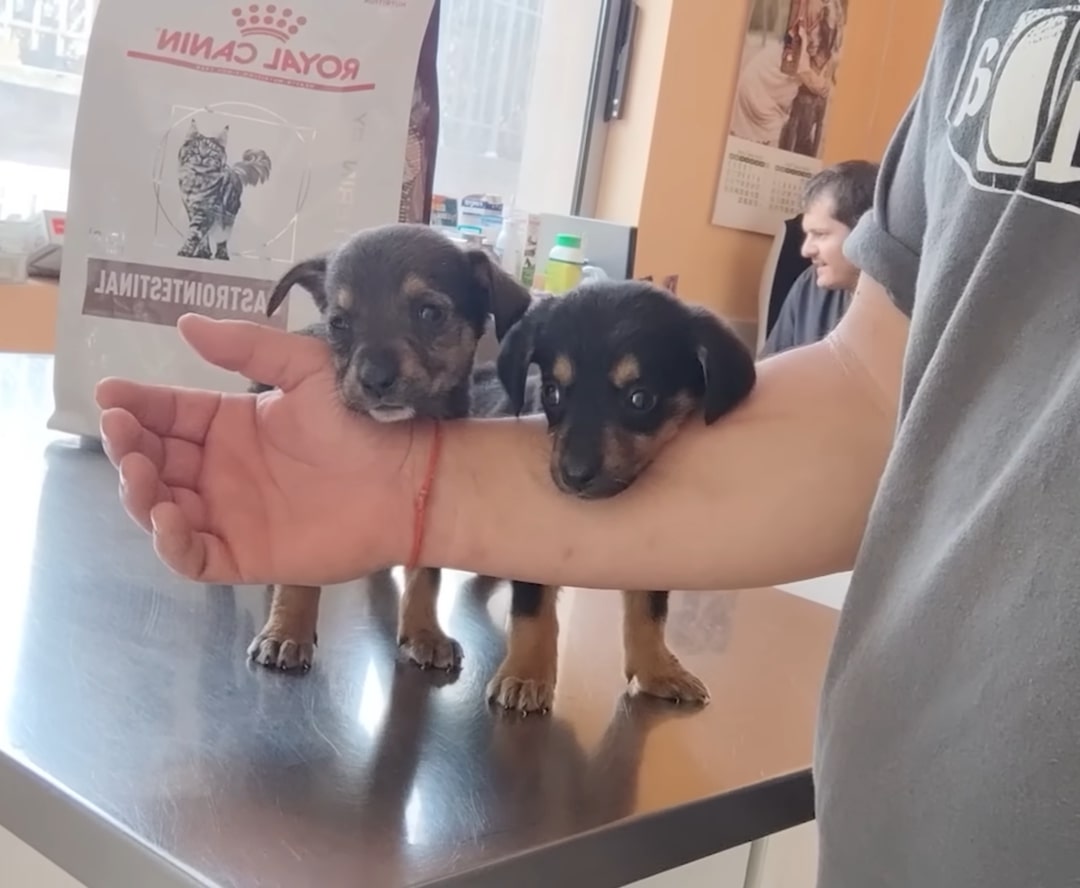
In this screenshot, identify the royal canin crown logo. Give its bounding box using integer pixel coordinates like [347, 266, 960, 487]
[232, 5, 306, 41]
[127, 4, 373, 93]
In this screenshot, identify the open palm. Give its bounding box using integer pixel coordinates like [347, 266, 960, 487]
[95, 315, 419, 584]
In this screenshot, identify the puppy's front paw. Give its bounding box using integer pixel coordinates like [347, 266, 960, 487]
[486, 659, 557, 714]
[627, 654, 709, 706]
[399, 628, 463, 671]
[248, 629, 316, 672]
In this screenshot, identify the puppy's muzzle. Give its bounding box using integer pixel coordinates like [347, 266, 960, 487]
[558, 452, 601, 491]
[357, 350, 399, 398]
[552, 448, 628, 500]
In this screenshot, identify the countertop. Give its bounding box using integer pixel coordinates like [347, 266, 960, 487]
[0, 351, 838, 888]
[0, 277, 58, 354]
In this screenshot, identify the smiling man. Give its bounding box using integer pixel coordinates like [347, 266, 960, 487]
[761, 159, 878, 357]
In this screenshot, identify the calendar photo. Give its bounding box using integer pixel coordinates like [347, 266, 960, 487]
[712, 0, 849, 234]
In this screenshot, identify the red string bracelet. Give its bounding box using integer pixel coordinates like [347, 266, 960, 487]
[406, 420, 442, 570]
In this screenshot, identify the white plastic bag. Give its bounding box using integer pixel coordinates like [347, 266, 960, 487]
[50, 0, 436, 437]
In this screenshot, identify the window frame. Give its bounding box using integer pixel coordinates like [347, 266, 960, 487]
[572, 0, 631, 217]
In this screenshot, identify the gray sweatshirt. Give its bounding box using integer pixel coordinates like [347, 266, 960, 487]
[815, 1, 1080, 885]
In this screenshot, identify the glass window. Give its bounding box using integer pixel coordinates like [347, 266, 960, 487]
[0, 0, 606, 222]
[0, 0, 93, 217]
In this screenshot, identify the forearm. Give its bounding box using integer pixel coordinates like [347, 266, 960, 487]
[796, 69, 830, 96]
[419, 327, 898, 592]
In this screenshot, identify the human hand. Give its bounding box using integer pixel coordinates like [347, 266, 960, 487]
[95, 314, 428, 585]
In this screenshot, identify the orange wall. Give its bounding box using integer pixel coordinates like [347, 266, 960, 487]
[596, 0, 942, 322]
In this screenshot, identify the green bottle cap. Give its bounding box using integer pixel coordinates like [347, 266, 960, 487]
[554, 233, 582, 249]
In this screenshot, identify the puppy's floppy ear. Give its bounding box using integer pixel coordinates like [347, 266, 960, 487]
[267, 255, 329, 318]
[465, 248, 533, 340]
[497, 297, 553, 415]
[689, 306, 757, 425]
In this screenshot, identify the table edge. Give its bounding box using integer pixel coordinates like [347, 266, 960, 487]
[414, 768, 814, 888]
[2, 743, 812, 888]
[0, 749, 212, 888]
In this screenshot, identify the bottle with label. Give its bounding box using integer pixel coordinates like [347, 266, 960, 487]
[545, 233, 585, 294]
[780, 0, 804, 75]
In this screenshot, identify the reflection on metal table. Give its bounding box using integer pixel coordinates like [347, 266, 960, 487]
[0, 353, 839, 888]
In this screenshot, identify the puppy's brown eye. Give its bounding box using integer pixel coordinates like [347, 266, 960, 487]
[417, 304, 445, 325]
[541, 382, 562, 407]
[627, 388, 656, 411]
[328, 314, 349, 331]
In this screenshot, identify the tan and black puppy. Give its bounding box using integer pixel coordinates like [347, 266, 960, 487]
[495, 279, 757, 706]
[246, 223, 537, 680]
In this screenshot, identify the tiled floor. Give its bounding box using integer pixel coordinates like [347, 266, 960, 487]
[3, 827, 85, 888]
[776, 572, 850, 610]
[626, 843, 753, 887]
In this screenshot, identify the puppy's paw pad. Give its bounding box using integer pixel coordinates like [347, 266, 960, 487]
[399, 630, 463, 671]
[630, 660, 710, 706]
[247, 633, 315, 672]
[486, 671, 556, 715]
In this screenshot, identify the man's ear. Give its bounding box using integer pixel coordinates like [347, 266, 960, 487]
[497, 298, 553, 415]
[690, 306, 757, 424]
[267, 255, 329, 318]
[465, 248, 533, 341]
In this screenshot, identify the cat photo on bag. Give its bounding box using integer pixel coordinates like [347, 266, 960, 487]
[152, 104, 314, 268]
[175, 118, 272, 261]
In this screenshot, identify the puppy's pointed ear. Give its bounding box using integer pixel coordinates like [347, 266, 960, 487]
[690, 306, 756, 424]
[267, 255, 329, 318]
[465, 248, 532, 341]
[497, 297, 553, 415]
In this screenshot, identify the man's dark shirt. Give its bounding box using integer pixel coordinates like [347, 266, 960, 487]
[760, 266, 851, 356]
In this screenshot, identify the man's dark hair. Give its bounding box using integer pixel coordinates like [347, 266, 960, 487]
[802, 160, 879, 229]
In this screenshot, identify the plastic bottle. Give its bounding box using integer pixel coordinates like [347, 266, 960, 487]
[495, 212, 527, 282]
[545, 233, 585, 294]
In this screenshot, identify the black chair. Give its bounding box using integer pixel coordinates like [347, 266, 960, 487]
[755, 214, 811, 354]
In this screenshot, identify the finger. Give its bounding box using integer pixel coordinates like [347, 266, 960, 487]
[118, 452, 171, 533]
[177, 314, 330, 393]
[100, 407, 164, 471]
[157, 438, 205, 488]
[100, 410, 204, 486]
[172, 486, 207, 530]
[96, 378, 222, 444]
[150, 502, 240, 583]
[118, 451, 206, 535]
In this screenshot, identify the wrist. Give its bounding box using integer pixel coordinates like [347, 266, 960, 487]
[407, 419, 443, 569]
[410, 416, 554, 578]
[383, 418, 454, 570]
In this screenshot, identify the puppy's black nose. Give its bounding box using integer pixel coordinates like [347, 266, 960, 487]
[358, 352, 399, 396]
[559, 454, 600, 490]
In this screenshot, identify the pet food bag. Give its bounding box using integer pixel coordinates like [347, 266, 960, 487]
[49, 0, 438, 438]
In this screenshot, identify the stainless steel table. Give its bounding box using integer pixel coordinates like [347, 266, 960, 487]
[0, 352, 838, 887]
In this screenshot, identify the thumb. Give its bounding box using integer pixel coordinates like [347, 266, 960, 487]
[177, 314, 330, 392]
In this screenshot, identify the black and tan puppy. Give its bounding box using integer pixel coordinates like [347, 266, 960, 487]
[246, 223, 539, 683]
[494, 279, 756, 707]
